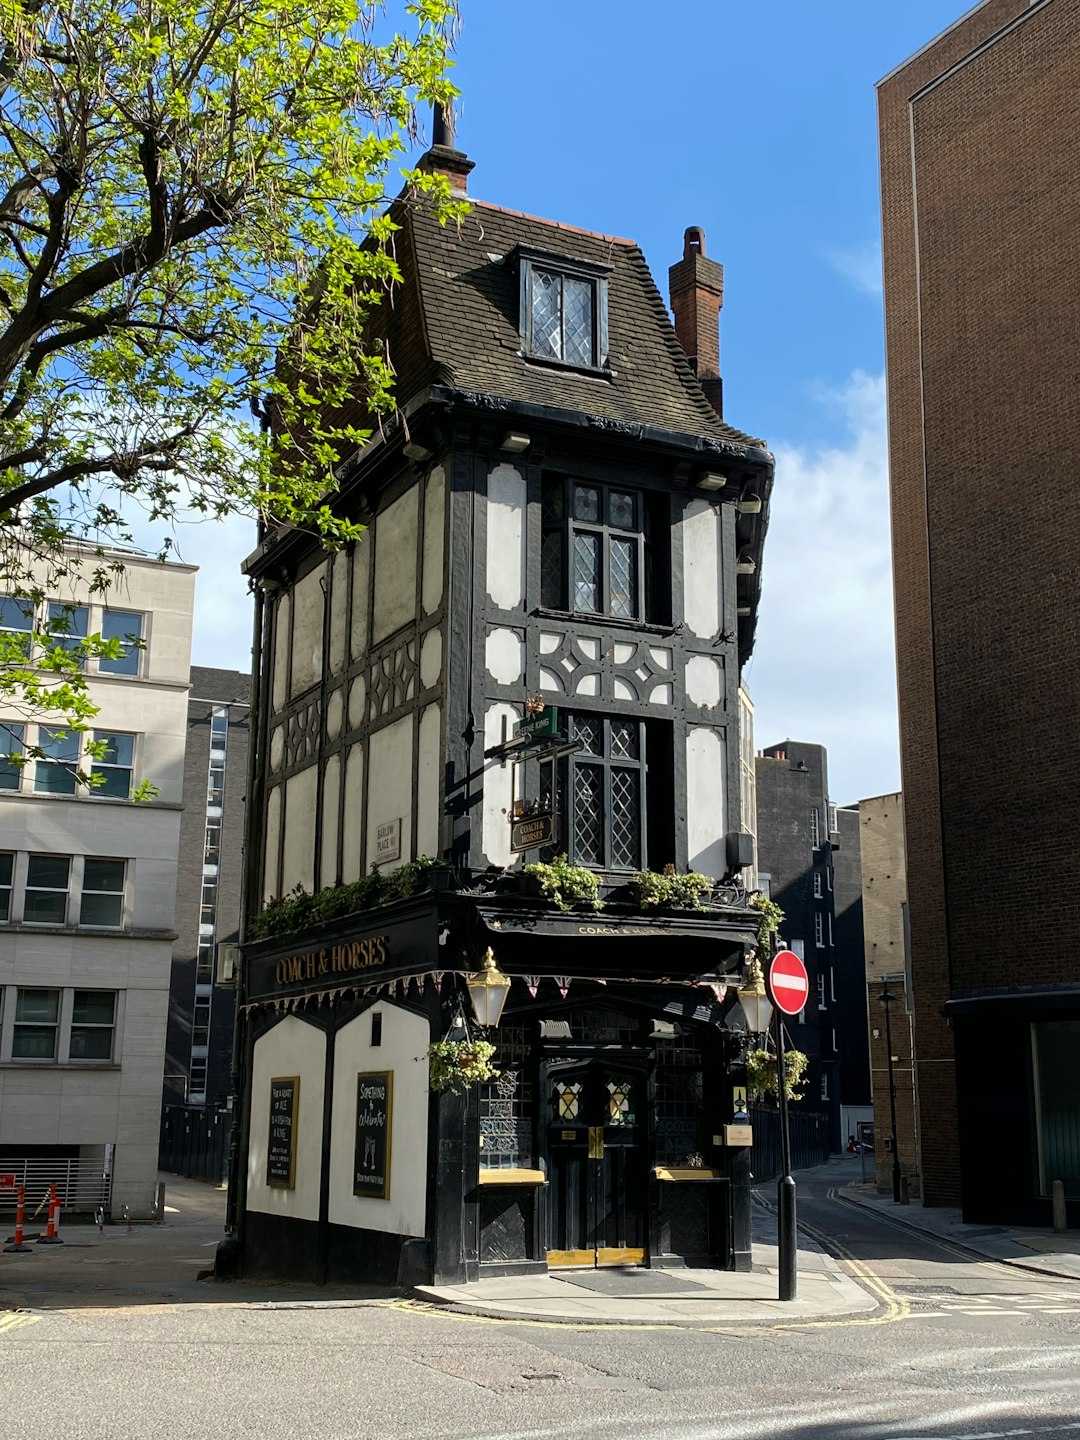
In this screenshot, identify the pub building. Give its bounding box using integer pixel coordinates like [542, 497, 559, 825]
[232, 111, 774, 1287]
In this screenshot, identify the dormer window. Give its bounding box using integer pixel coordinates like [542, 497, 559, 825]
[517, 246, 610, 371]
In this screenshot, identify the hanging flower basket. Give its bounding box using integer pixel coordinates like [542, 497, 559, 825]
[428, 1040, 499, 1094]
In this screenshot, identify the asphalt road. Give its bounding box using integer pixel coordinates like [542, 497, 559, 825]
[2, 1174, 1079, 1440]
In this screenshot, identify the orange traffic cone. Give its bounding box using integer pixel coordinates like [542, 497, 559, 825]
[36, 1184, 63, 1245]
[3, 1186, 31, 1253]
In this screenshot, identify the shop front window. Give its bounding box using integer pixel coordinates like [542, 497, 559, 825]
[1034, 1021, 1080, 1199]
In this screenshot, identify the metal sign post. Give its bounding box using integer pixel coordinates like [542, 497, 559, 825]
[768, 943, 808, 1303]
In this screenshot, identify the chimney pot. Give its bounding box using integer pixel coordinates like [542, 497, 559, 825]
[417, 100, 474, 195]
[668, 224, 725, 418]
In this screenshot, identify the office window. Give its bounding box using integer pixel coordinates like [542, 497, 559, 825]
[0, 852, 12, 922]
[35, 725, 79, 795]
[80, 858, 125, 927]
[809, 806, 821, 848]
[821, 1073, 829, 1102]
[69, 991, 117, 1060]
[204, 821, 221, 867]
[828, 912, 833, 946]
[196, 942, 214, 984]
[563, 713, 645, 871]
[192, 996, 211, 1048]
[210, 707, 229, 750]
[24, 853, 70, 924]
[45, 602, 88, 665]
[207, 755, 225, 809]
[0, 595, 34, 656]
[828, 803, 838, 835]
[813, 870, 823, 899]
[99, 610, 143, 677]
[814, 912, 824, 948]
[92, 732, 134, 799]
[0, 722, 24, 790]
[189, 1057, 208, 1100]
[12, 988, 60, 1059]
[817, 973, 826, 1010]
[827, 865, 832, 892]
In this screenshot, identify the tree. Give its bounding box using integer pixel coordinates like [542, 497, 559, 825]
[0, 0, 462, 772]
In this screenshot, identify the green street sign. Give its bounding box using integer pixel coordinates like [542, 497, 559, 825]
[515, 706, 557, 739]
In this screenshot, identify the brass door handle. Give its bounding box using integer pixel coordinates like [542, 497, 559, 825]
[588, 1126, 605, 1160]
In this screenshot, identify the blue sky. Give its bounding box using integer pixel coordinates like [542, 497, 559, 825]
[181, 0, 971, 806]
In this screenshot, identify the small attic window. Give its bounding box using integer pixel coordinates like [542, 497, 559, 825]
[516, 245, 611, 372]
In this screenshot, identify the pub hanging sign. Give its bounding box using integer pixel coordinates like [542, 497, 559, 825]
[509, 810, 556, 852]
[353, 1070, 393, 1200]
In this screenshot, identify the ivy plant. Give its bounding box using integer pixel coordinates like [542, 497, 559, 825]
[630, 865, 713, 911]
[251, 857, 439, 940]
[522, 854, 602, 912]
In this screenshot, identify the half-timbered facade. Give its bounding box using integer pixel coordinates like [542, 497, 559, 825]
[233, 124, 774, 1287]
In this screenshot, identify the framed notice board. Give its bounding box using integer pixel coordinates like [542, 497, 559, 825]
[353, 1070, 393, 1199]
[267, 1076, 300, 1189]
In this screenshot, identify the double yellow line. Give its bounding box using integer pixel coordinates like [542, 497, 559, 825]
[0, 1312, 40, 1336]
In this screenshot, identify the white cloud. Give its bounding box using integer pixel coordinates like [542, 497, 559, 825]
[826, 240, 883, 298]
[744, 370, 900, 806]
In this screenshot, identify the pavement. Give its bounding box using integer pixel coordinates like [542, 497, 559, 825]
[840, 1176, 1080, 1282]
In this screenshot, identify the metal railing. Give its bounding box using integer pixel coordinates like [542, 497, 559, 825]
[750, 1104, 831, 1183]
[159, 1104, 232, 1184]
[0, 1159, 112, 1217]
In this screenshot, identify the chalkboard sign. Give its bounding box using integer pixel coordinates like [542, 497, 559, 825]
[353, 1070, 393, 1199]
[267, 1076, 299, 1189]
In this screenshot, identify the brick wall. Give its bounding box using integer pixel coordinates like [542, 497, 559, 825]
[878, 0, 1080, 1205]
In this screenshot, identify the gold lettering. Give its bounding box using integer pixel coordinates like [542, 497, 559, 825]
[318, 949, 329, 975]
[275, 958, 287, 984]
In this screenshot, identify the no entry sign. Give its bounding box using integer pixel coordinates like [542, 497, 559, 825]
[769, 949, 810, 1016]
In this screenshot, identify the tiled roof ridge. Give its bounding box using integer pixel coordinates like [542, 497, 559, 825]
[471, 198, 636, 248]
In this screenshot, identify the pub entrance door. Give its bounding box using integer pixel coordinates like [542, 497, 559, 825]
[544, 1057, 648, 1268]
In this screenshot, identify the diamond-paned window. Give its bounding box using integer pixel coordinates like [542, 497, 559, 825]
[540, 477, 648, 620]
[555, 1080, 582, 1121]
[561, 714, 645, 872]
[520, 249, 608, 369]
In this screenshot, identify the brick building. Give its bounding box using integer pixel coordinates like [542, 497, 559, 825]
[879, 0, 1080, 1221]
[858, 793, 916, 1196]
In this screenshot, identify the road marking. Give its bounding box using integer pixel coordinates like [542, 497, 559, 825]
[0, 1313, 40, 1335]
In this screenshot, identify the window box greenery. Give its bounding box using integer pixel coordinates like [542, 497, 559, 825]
[521, 855, 602, 912]
[630, 865, 713, 911]
[250, 857, 443, 941]
[428, 1039, 499, 1094]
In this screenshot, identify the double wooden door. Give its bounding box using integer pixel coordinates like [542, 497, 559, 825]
[545, 1058, 647, 1268]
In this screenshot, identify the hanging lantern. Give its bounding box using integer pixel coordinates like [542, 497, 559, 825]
[736, 956, 774, 1036]
[465, 947, 512, 1028]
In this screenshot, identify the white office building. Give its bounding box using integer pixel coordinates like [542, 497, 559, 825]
[0, 548, 195, 1217]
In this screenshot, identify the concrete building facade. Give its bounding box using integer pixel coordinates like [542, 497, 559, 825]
[879, 0, 1080, 1221]
[0, 550, 195, 1216]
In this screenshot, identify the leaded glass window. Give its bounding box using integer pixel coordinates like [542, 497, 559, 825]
[523, 259, 606, 369]
[540, 477, 648, 620]
[563, 714, 645, 871]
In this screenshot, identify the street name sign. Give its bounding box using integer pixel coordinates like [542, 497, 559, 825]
[768, 949, 810, 1016]
[514, 706, 557, 740]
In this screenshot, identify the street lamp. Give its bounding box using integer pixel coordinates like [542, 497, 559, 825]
[466, 947, 512, 1028]
[736, 956, 773, 1036]
[879, 980, 903, 1204]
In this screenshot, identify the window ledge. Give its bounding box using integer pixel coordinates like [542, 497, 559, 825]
[2, 923, 176, 940]
[0, 1062, 121, 1071]
[518, 352, 614, 382]
[531, 607, 677, 637]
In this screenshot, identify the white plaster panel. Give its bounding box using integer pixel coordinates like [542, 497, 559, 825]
[486, 627, 525, 685]
[613, 676, 634, 701]
[649, 682, 674, 705]
[281, 765, 318, 894]
[419, 629, 442, 691]
[575, 672, 600, 697]
[372, 486, 419, 643]
[422, 466, 445, 615]
[416, 704, 441, 858]
[366, 716, 413, 870]
[290, 564, 326, 698]
[612, 642, 635, 665]
[349, 675, 366, 729]
[686, 655, 723, 709]
[539, 632, 560, 655]
[682, 498, 722, 640]
[328, 1003, 430, 1236]
[578, 637, 602, 661]
[329, 550, 349, 675]
[326, 689, 343, 743]
[271, 593, 291, 712]
[485, 463, 526, 611]
[482, 703, 519, 868]
[648, 646, 673, 670]
[351, 535, 372, 661]
[269, 726, 284, 774]
[320, 752, 341, 890]
[263, 784, 282, 900]
[246, 1016, 326, 1223]
[341, 744, 364, 882]
[539, 667, 563, 694]
[686, 726, 727, 879]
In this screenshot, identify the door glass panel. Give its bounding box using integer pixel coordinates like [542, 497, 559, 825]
[607, 1078, 633, 1126]
[554, 1080, 582, 1121]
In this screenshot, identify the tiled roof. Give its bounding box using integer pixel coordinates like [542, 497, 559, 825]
[391, 198, 766, 451]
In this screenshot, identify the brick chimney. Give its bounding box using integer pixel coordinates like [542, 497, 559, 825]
[416, 101, 474, 196]
[668, 226, 724, 418]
